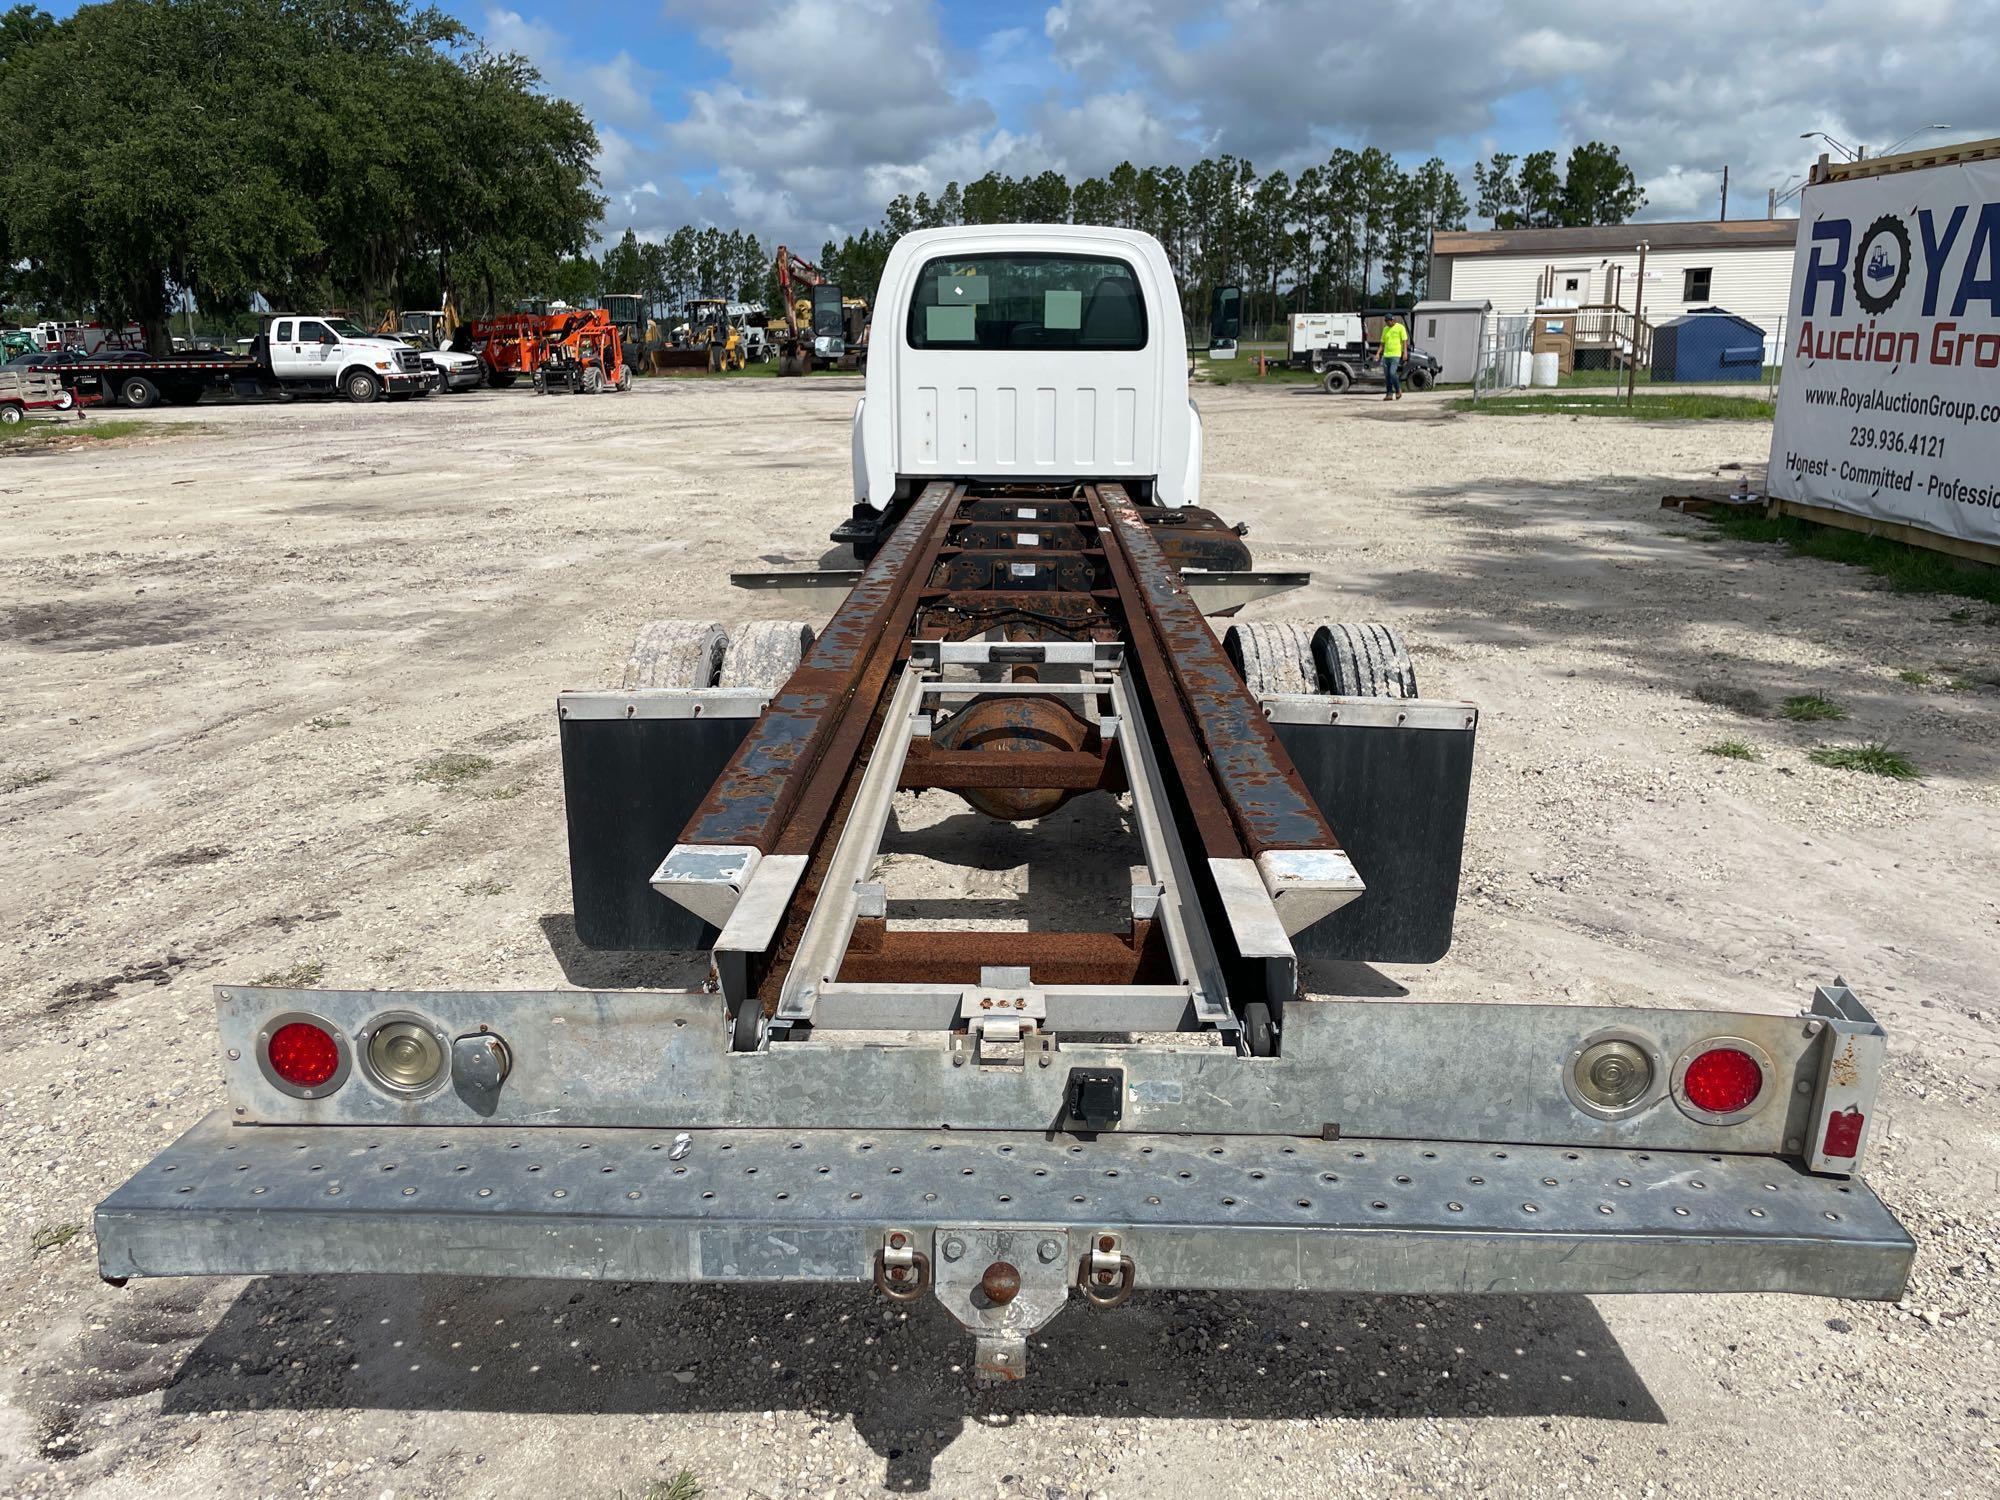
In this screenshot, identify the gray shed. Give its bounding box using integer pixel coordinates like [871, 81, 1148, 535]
[1410, 299, 1489, 384]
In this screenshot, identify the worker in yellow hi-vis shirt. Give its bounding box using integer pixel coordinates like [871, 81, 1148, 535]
[1378, 314, 1408, 402]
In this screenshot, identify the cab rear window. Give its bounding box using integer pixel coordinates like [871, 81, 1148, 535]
[906, 253, 1147, 351]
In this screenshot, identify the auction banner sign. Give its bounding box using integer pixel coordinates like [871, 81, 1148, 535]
[1769, 153, 2000, 553]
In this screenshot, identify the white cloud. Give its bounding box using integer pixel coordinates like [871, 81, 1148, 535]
[496, 0, 2000, 251]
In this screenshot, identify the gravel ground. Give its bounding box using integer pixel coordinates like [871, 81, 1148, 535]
[1, 381, 1995, 1498]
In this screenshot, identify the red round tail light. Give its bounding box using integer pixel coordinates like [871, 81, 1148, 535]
[1680, 1044, 1764, 1117]
[267, 1020, 342, 1089]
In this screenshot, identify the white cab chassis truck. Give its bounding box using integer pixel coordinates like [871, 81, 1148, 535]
[96, 226, 1911, 1384]
[255, 315, 434, 401]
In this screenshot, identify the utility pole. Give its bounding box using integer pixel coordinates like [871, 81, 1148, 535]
[1719, 165, 1729, 220]
[1626, 240, 1649, 407]
[1767, 187, 1777, 219]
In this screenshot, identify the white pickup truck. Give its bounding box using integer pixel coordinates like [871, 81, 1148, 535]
[257, 315, 434, 401]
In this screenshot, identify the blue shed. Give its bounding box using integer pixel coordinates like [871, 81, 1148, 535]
[1648, 306, 1767, 382]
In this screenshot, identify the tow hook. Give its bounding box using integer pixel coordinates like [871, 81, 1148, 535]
[1079, 1230, 1136, 1307]
[874, 1228, 930, 1302]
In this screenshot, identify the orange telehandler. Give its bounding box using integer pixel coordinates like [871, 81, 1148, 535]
[532, 307, 633, 395]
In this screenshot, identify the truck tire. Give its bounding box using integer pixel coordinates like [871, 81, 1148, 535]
[1223, 621, 1318, 697]
[1321, 366, 1352, 394]
[343, 369, 381, 404]
[1312, 622, 1419, 699]
[622, 619, 728, 691]
[0, 403, 22, 425]
[1408, 366, 1435, 392]
[117, 375, 159, 409]
[718, 620, 815, 693]
[616, 366, 633, 392]
[583, 366, 604, 395]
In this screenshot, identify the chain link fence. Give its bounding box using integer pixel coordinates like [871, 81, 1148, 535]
[1473, 309, 1786, 401]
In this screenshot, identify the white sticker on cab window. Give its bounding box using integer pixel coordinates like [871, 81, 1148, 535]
[1044, 289, 1082, 330]
[926, 305, 976, 341]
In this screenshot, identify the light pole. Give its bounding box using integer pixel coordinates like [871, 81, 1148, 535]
[1878, 124, 1952, 156]
[1800, 131, 1860, 162]
[1800, 125, 1951, 162]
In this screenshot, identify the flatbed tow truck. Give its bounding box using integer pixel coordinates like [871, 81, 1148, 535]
[95, 227, 1913, 1383]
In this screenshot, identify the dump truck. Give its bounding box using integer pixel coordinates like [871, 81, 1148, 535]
[95, 226, 1913, 1384]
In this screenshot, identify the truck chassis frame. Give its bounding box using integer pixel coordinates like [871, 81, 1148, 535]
[97, 480, 1913, 1382]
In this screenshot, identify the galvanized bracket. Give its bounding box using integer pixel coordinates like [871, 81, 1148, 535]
[1803, 978, 1887, 1175]
[931, 1226, 1075, 1384]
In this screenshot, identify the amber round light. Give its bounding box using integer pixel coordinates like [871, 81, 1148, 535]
[367, 1020, 444, 1092]
[1574, 1039, 1653, 1110]
[267, 1021, 340, 1088]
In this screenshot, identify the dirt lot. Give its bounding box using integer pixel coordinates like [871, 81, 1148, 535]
[1, 381, 1996, 1499]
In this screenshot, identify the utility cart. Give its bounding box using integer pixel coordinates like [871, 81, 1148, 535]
[96, 227, 1913, 1383]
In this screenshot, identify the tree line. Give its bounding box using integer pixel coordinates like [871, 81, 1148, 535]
[0, 0, 603, 349]
[0, 1, 1649, 343]
[626, 144, 1644, 333]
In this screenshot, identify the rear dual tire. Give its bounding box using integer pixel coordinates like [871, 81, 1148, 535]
[1223, 620, 1418, 700]
[621, 618, 816, 694]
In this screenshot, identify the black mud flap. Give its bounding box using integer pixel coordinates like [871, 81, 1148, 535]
[558, 694, 759, 950]
[1269, 698, 1477, 964]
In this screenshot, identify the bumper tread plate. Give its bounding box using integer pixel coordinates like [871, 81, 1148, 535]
[98, 1111, 1913, 1300]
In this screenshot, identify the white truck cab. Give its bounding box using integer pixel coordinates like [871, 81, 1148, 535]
[841, 225, 1201, 552]
[262, 315, 432, 402]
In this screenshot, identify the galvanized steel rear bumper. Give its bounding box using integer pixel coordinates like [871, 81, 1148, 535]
[98, 1112, 1912, 1377]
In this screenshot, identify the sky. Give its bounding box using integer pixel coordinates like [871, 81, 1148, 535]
[46, 0, 2000, 250]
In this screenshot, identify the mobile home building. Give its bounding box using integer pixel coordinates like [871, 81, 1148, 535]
[1427, 219, 1797, 335]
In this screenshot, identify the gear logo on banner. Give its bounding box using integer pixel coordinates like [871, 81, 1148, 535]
[1853, 214, 1912, 315]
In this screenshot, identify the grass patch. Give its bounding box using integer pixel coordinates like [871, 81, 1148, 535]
[1200, 361, 1325, 387]
[1808, 743, 1922, 780]
[2, 766, 54, 793]
[31, 1223, 82, 1256]
[1896, 669, 1933, 685]
[1, 419, 203, 453]
[459, 877, 505, 897]
[1781, 693, 1847, 722]
[256, 959, 325, 987]
[634, 1473, 702, 1500]
[1556, 366, 1779, 389]
[656, 359, 851, 381]
[1689, 679, 1766, 716]
[1703, 513, 2000, 606]
[1703, 738, 1761, 761]
[1449, 392, 1774, 420]
[414, 751, 492, 787]
[307, 714, 350, 731]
